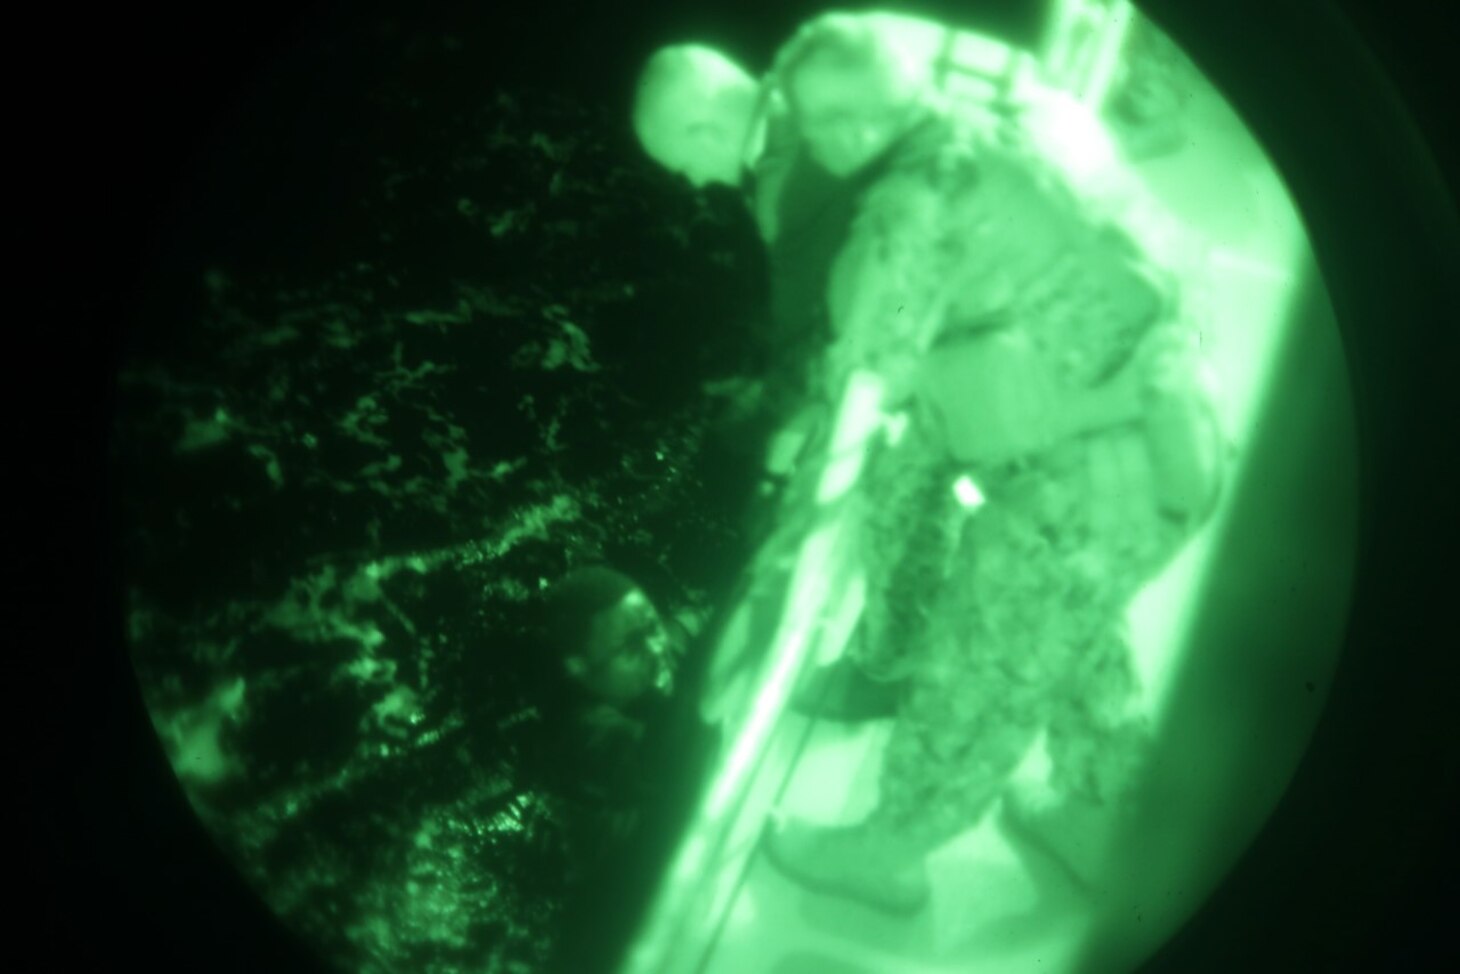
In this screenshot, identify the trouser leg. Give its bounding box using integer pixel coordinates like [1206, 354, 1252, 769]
[1043, 621, 1152, 811]
[851, 423, 963, 684]
[864, 497, 1091, 853]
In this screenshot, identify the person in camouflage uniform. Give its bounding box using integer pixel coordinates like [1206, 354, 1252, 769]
[632, 12, 1224, 911]
[753, 13, 1226, 913]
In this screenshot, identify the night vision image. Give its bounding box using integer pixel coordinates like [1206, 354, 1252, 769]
[114, 2, 1359, 972]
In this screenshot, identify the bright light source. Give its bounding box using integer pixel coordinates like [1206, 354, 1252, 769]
[953, 474, 986, 509]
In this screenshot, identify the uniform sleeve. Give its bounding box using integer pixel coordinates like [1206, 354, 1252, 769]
[823, 169, 962, 403]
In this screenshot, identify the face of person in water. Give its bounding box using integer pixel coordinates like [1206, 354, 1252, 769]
[788, 52, 913, 177]
[576, 588, 673, 704]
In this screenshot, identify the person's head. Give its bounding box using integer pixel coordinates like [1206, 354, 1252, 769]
[633, 44, 760, 189]
[545, 566, 673, 706]
[772, 12, 932, 177]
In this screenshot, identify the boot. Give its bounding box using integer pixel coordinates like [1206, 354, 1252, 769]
[1000, 788, 1119, 894]
[789, 657, 905, 722]
[762, 818, 931, 916]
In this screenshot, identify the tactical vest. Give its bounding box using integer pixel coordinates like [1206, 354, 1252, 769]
[832, 104, 1172, 387]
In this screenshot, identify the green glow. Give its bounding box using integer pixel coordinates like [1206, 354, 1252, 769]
[952, 474, 984, 509]
[707, 626, 809, 820]
[176, 407, 233, 452]
[121, 3, 1358, 971]
[624, 5, 1355, 974]
[814, 370, 885, 505]
[156, 676, 248, 784]
[707, 384, 876, 820]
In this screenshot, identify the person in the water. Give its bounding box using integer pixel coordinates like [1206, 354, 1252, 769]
[538, 565, 716, 973]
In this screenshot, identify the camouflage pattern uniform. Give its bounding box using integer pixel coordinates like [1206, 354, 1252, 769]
[819, 104, 1219, 852]
[740, 84, 907, 430]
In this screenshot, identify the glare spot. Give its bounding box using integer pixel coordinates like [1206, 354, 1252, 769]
[954, 474, 986, 509]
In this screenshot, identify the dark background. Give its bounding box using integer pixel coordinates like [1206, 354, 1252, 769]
[13, 0, 1456, 971]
